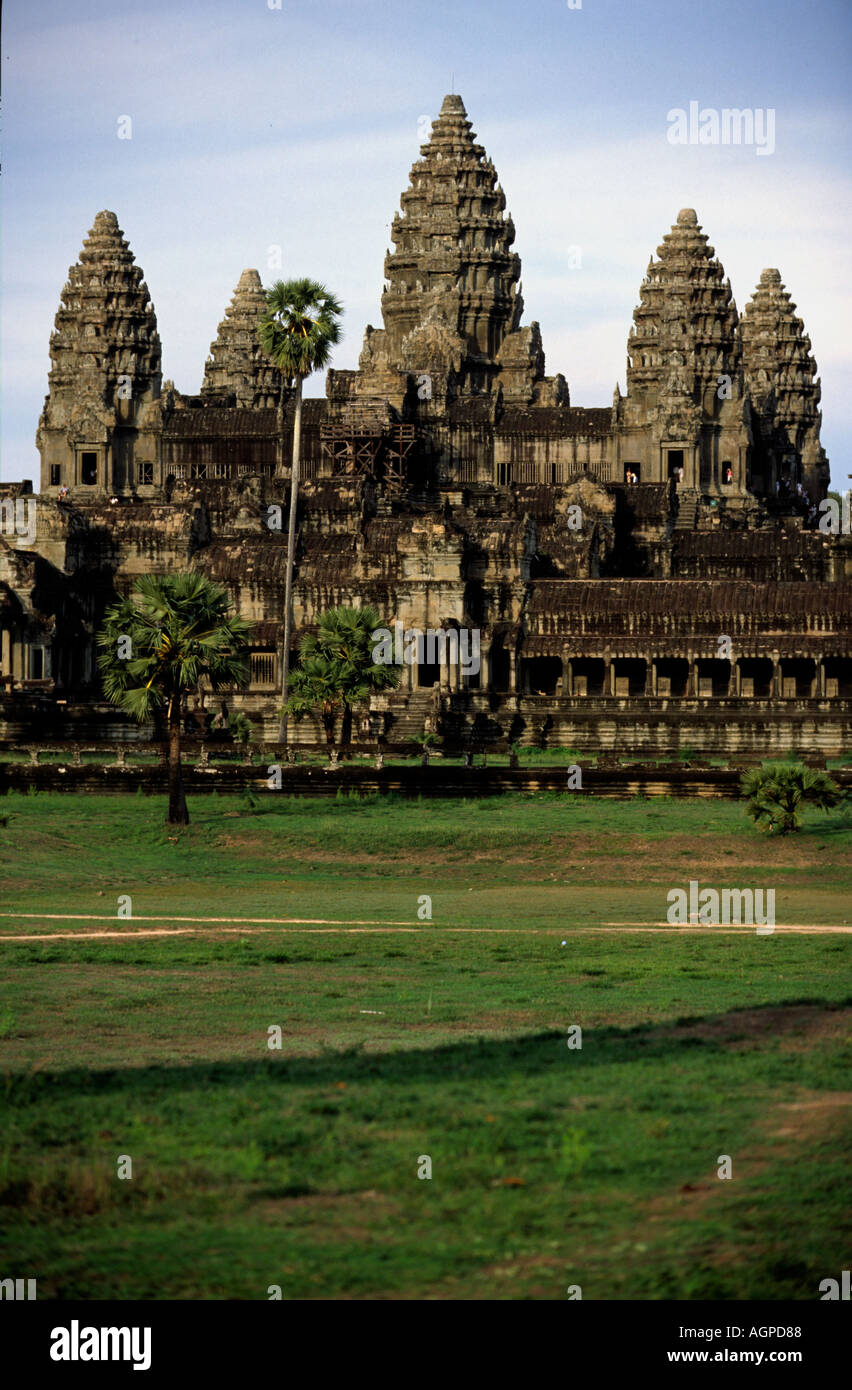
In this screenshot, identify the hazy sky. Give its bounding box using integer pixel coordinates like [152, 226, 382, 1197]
[3, 0, 851, 488]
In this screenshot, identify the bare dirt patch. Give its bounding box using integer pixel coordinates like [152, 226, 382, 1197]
[769, 1092, 852, 1140]
[647, 1004, 852, 1052]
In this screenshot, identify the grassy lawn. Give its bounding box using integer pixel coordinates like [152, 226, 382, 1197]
[0, 790, 850, 1300]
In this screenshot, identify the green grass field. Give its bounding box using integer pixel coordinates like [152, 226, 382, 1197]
[1, 790, 850, 1300]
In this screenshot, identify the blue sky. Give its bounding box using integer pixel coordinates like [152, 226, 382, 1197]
[3, 0, 851, 488]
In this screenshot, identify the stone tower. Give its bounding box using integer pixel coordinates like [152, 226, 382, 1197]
[37, 210, 163, 496]
[200, 268, 285, 409]
[741, 268, 829, 499]
[352, 94, 560, 412]
[617, 209, 748, 491]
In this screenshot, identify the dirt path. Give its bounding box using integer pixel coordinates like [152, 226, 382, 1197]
[0, 911, 848, 941]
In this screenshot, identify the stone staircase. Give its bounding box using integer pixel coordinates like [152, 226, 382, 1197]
[379, 688, 438, 743]
[674, 488, 700, 530]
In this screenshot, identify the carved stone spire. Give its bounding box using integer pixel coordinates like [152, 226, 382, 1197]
[363, 94, 524, 396]
[43, 209, 161, 405]
[37, 210, 162, 494]
[201, 268, 285, 408]
[741, 268, 828, 493]
[627, 208, 741, 403]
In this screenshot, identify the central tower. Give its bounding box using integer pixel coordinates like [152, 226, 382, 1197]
[382, 93, 523, 378]
[346, 94, 560, 413]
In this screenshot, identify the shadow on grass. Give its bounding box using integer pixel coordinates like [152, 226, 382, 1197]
[5, 997, 849, 1104]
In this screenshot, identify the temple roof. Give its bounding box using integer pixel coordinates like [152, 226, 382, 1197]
[164, 407, 281, 437]
[201, 269, 286, 409]
[741, 268, 822, 433]
[526, 579, 850, 628]
[379, 93, 523, 368]
[497, 407, 611, 438]
[43, 210, 161, 405]
[627, 209, 740, 399]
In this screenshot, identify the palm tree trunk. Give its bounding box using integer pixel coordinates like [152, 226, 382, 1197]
[280, 376, 303, 747]
[167, 699, 189, 825]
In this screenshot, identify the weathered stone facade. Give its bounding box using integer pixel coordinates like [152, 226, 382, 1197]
[2, 95, 849, 757]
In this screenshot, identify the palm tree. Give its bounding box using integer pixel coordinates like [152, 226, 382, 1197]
[286, 606, 400, 756]
[742, 761, 842, 835]
[257, 278, 343, 747]
[97, 573, 252, 824]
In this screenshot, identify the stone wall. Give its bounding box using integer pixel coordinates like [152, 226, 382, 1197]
[6, 749, 847, 800]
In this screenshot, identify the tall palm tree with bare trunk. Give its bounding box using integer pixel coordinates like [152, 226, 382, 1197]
[258, 279, 343, 746]
[97, 573, 252, 825]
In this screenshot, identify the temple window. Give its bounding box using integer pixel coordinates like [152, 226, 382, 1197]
[696, 659, 731, 698]
[80, 451, 98, 485]
[656, 658, 688, 697]
[489, 639, 511, 692]
[780, 658, 816, 698]
[738, 659, 772, 698]
[250, 652, 277, 689]
[49, 465, 61, 486]
[571, 658, 605, 697]
[417, 658, 440, 689]
[612, 658, 646, 697]
[824, 658, 851, 698]
[521, 657, 562, 696]
[137, 462, 154, 485]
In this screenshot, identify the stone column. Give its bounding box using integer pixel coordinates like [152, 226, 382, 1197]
[1, 628, 10, 678]
[448, 645, 459, 692]
[684, 447, 696, 491]
[565, 657, 573, 698]
[440, 646, 451, 694]
[508, 648, 517, 694]
[817, 660, 826, 698]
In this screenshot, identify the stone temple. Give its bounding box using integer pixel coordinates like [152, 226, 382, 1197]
[1, 94, 850, 757]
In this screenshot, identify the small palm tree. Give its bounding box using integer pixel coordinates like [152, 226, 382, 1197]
[406, 731, 439, 761]
[257, 279, 343, 746]
[286, 606, 399, 757]
[742, 761, 841, 835]
[227, 711, 253, 746]
[97, 573, 252, 824]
